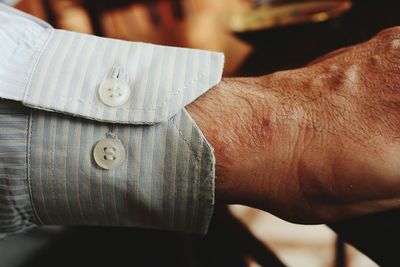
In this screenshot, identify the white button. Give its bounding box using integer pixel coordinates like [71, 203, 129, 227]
[99, 78, 130, 107]
[93, 138, 126, 170]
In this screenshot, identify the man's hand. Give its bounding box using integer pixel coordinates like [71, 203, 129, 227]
[187, 26, 400, 224]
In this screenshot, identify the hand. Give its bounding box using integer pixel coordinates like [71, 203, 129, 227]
[187, 26, 400, 224]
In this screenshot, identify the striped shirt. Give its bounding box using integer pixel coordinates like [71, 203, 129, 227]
[0, 3, 224, 238]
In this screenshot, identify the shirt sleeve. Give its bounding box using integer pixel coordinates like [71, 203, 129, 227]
[0, 3, 224, 238]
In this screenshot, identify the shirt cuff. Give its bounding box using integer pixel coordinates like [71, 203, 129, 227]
[24, 29, 224, 124]
[0, 5, 224, 236]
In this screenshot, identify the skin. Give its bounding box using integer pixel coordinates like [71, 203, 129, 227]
[187, 26, 400, 224]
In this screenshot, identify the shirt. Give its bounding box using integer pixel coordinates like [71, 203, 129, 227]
[0, 3, 224, 239]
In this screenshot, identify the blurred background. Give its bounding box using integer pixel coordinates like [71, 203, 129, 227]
[2, 0, 400, 266]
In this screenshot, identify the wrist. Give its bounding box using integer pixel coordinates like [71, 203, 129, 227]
[187, 75, 310, 212]
[187, 77, 270, 202]
[187, 71, 338, 223]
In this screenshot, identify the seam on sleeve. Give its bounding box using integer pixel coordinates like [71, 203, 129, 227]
[171, 121, 202, 160]
[26, 108, 43, 225]
[49, 117, 57, 224]
[201, 152, 215, 234]
[56, 70, 209, 111]
[25, 70, 208, 114]
[183, 108, 215, 234]
[171, 112, 214, 233]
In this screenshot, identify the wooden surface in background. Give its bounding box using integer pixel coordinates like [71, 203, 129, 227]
[14, 0, 252, 74]
[15, 0, 46, 19]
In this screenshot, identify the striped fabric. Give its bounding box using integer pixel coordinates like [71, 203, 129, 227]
[0, 3, 224, 237]
[0, 100, 35, 239]
[29, 108, 215, 233]
[0, 5, 51, 102]
[24, 30, 223, 124]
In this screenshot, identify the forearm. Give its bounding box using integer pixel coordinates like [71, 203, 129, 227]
[187, 74, 316, 221]
[187, 77, 275, 203]
[188, 54, 400, 224]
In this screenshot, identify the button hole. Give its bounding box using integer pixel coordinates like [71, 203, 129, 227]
[111, 66, 121, 79]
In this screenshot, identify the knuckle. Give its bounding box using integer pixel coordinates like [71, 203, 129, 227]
[371, 27, 400, 66]
[376, 26, 400, 42]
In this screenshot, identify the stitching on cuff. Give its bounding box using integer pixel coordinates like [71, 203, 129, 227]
[21, 29, 221, 125]
[23, 28, 54, 103]
[201, 152, 215, 234]
[171, 110, 215, 233]
[183, 108, 216, 234]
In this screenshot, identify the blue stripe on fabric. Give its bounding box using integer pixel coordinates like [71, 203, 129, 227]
[52, 34, 84, 110]
[77, 120, 94, 224]
[0, 100, 35, 237]
[29, 107, 215, 234]
[53, 113, 68, 224]
[77, 37, 102, 115]
[65, 115, 78, 223]
[0, 133, 27, 139]
[0, 178, 26, 186]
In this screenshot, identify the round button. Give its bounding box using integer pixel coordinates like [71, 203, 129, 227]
[98, 78, 130, 107]
[93, 138, 126, 170]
